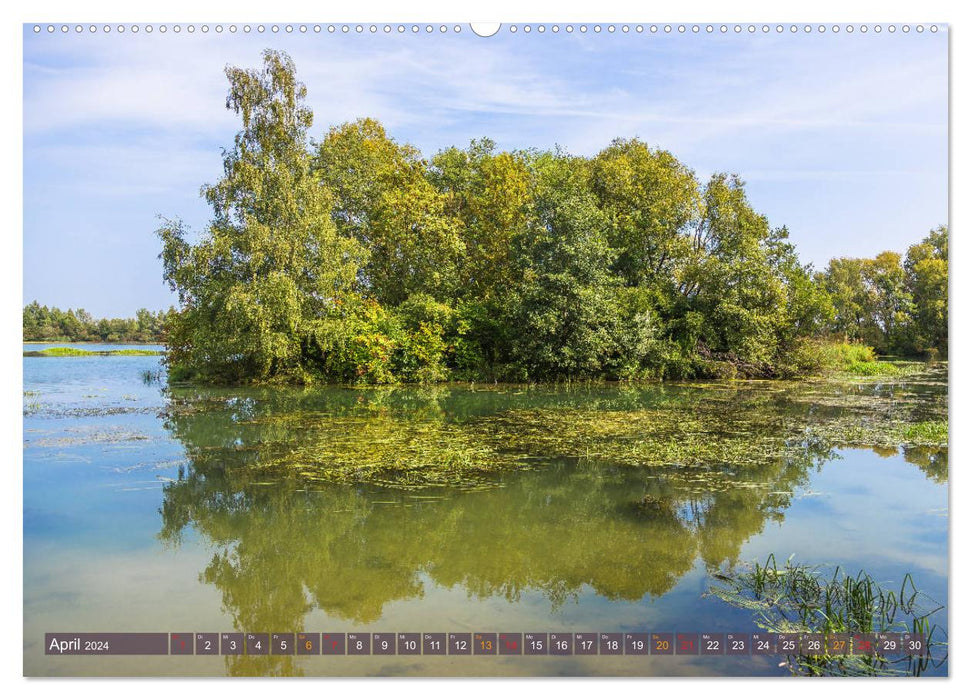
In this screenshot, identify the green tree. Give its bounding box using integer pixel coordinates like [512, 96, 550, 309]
[822, 251, 911, 353]
[768, 226, 834, 344]
[904, 225, 948, 354]
[149, 51, 944, 384]
[505, 152, 621, 379]
[314, 118, 464, 305]
[429, 139, 531, 300]
[589, 138, 699, 291]
[863, 251, 911, 353]
[678, 174, 788, 371]
[822, 257, 870, 342]
[158, 50, 363, 382]
[23, 302, 168, 343]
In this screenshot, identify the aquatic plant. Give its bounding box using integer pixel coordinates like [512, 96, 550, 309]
[707, 554, 946, 676]
[903, 421, 948, 445]
[158, 364, 947, 488]
[141, 369, 164, 385]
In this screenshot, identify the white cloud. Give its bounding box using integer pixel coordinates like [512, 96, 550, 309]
[22, 29, 948, 314]
[24, 32, 946, 156]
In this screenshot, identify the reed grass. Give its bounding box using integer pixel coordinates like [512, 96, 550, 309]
[707, 554, 946, 676]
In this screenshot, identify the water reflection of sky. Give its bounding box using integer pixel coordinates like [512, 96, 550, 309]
[23, 353, 948, 677]
[747, 449, 947, 579]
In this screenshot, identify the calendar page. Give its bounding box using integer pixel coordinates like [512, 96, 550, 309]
[21, 17, 949, 680]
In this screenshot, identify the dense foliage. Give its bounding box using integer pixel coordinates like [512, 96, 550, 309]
[23, 301, 169, 343]
[821, 226, 948, 357]
[155, 51, 947, 384]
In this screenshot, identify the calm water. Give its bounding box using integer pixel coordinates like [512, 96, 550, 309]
[23, 346, 948, 677]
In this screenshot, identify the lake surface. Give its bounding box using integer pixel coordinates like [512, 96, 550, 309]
[23, 345, 948, 676]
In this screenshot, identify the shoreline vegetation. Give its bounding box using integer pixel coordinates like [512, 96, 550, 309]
[151, 51, 946, 386]
[21, 339, 934, 382]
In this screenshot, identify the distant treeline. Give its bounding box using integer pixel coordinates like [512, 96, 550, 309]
[151, 51, 947, 384]
[23, 302, 171, 343]
[822, 228, 947, 358]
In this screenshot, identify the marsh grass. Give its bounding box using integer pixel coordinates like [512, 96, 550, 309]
[707, 554, 946, 676]
[844, 360, 910, 377]
[804, 341, 924, 379]
[141, 369, 164, 385]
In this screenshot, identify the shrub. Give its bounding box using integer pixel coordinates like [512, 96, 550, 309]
[307, 298, 403, 384]
[392, 294, 455, 382]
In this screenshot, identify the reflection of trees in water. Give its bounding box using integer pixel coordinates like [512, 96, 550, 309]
[157, 382, 945, 676]
[868, 444, 948, 484]
[222, 653, 303, 678]
[903, 446, 948, 483]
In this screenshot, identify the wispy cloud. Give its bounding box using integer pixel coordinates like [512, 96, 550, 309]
[22, 28, 948, 316]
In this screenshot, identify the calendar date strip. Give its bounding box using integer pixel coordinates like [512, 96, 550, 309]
[45, 632, 928, 657]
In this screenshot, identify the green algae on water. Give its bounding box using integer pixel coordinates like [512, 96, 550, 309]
[159, 364, 947, 489]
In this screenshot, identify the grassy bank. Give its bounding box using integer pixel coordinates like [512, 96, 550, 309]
[792, 340, 927, 379]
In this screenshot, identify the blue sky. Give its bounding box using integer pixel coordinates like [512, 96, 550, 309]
[23, 25, 948, 317]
